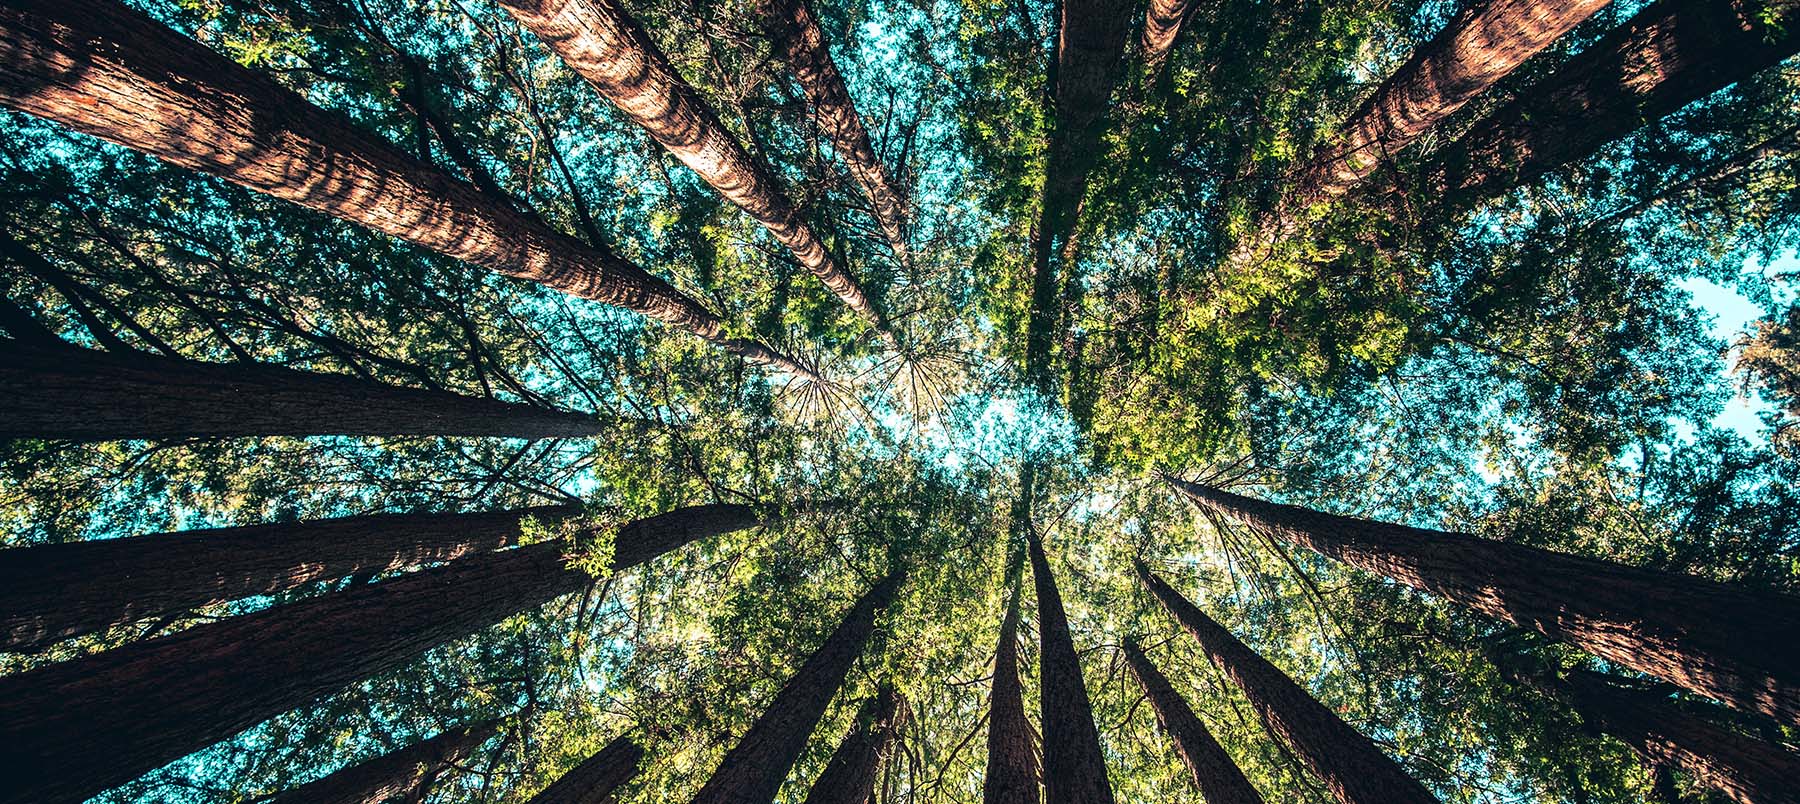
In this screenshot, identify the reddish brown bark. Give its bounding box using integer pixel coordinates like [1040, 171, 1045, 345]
[984, 570, 1040, 804]
[1168, 477, 1800, 726]
[524, 735, 645, 804]
[0, 503, 764, 804]
[1030, 533, 1117, 804]
[0, 0, 811, 377]
[801, 683, 906, 804]
[1122, 639, 1266, 804]
[761, 0, 911, 262]
[687, 571, 904, 804]
[1136, 562, 1440, 804]
[496, 0, 893, 342]
[267, 718, 503, 804]
[1138, 0, 1197, 79]
[0, 342, 607, 442]
[0, 503, 577, 651]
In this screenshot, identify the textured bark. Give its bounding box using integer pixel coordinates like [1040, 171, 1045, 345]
[1138, 0, 1197, 78]
[0, 503, 764, 804]
[0, 0, 811, 377]
[687, 571, 904, 804]
[983, 571, 1040, 804]
[1137, 562, 1440, 804]
[761, 0, 910, 262]
[1420, 0, 1800, 210]
[1030, 533, 1116, 804]
[801, 683, 905, 804]
[267, 718, 503, 804]
[1169, 477, 1800, 726]
[0, 342, 606, 442]
[1515, 670, 1800, 804]
[0, 503, 577, 651]
[1122, 639, 1266, 804]
[497, 0, 892, 340]
[524, 735, 645, 804]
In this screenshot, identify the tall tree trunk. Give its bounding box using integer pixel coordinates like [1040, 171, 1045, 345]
[0, 342, 612, 442]
[0, 503, 765, 804]
[1136, 561, 1441, 804]
[524, 735, 645, 804]
[984, 563, 1040, 804]
[1030, 532, 1117, 804]
[760, 0, 911, 263]
[495, 0, 894, 343]
[801, 683, 906, 804]
[1510, 669, 1800, 804]
[1167, 477, 1800, 726]
[267, 718, 503, 804]
[1122, 639, 1266, 804]
[687, 571, 905, 804]
[1418, 0, 1800, 212]
[1138, 0, 1197, 79]
[0, 0, 812, 377]
[0, 503, 578, 651]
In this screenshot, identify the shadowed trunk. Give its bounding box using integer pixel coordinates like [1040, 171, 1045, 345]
[0, 503, 765, 804]
[1419, 0, 1800, 211]
[984, 564, 1040, 804]
[268, 718, 503, 804]
[496, 0, 893, 342]
[0, 342, 606, 442]
[1511, 669, 1800, 804]
[1138, 0, 1197, 79]
[687, 571, 905, 804]
[524, 735, 645, 804]
[0, 503, 578, 651]
[0, 0, 812, 377]
[1122, 639, 1266, 804]
[1168, 477, 1800, 726]
[801, 683, 906, 804]
[1136, 561, 1440, 804]
[761, 0, 911, 262]
[1030, 533, 1116, 804]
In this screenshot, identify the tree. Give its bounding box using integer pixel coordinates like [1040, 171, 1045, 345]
[1137, 0, 1198, 80]
[524, 736, 645, 804]
[1168, 476, 1800, 726]
[0, 502, 765, 804]
[267, 718, 503, 804]
[983, 563, 1039, 804]
[1136, 560, 1441, 804]
[1030, 531, 1117, 804]
[686, 570, 903, 804]
[0, 0, 813, 377]
[0, 502, 577, 651]
[800, 683, 906, 804]
[1121, 638, 1267, 804]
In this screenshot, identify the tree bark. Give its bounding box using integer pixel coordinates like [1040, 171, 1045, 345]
[0, 503, 578, 651]
[1512, 669, 1800, 804]
[1418, 0, 1800, 211]
[1030, 533, 1116, 804]
[760, 0, 911, 262]
[1168, 477, 1800, 726]
[1122, 639, 1266, 804]
[0, 342, 610, 443]
[267, 718, 503, 804]
[801, 683, 905, 804]
[0, 0, 812, 377]
[1136, 561, 1441, 804]
[496, 0, 894, 342]
[983, 567, 1039, 804]
[0, 502, 764, 804]
[524, 735, 645, 804]
[1138, 0, 1197, 79]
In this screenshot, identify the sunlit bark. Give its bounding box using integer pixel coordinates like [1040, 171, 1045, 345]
[1138, 0, 1198, 79]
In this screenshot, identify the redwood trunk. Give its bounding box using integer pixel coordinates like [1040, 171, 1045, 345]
[524, 735, 645, 804]
[0, 342, 606, 442]
[0, 503, 577, 651]
[1421, 0, 1800, 210]
[496, 0, 892, 340]
[1122, 639, 1266, 804]
[687, 571, 904, 804]
[0, 0, 810, 376]
[984, 574, 1039, 804]
[1136, 562, 1440, 804]
[1030, 533, 1117, 804]
[0, 503, 763, 804]
[760, 0, 911, 261]
[1138, 0, 1196, 78]
[1168, 477, 1800, 726]
[801, 683, 905, 804]
[268, 718, 503, 804]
